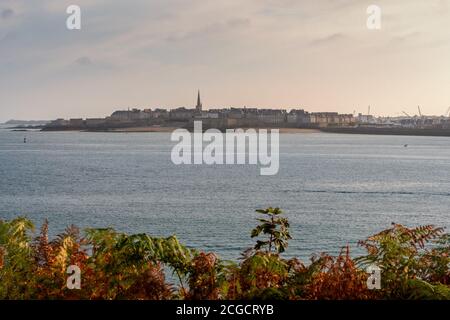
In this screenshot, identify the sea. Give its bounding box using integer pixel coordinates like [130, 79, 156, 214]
[1, 125, 449, 261]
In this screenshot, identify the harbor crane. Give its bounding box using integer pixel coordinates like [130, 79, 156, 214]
[402, 111, 412, 118]
[446, 107, 450, 117]
[418, 106, 423, 117]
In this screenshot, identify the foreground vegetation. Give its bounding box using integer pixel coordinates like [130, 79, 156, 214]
[0, 208, 449, 300]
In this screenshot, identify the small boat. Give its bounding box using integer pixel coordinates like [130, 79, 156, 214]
[24, 137, 27, 143]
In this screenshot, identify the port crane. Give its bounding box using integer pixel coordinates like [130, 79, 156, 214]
[402, 111, 412, 118]
[445, 107, 450, 117]
[418, 106, 423, 117]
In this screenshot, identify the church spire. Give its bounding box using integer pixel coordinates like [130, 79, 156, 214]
[196, 90, 202, 113]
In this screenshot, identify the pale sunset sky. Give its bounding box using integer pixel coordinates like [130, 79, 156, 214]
[1, 0, 450, 122]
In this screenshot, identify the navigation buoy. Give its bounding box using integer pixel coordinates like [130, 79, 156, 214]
[24, 137, 27, 143]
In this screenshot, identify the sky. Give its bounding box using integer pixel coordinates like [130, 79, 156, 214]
[1, 0, 450, 122]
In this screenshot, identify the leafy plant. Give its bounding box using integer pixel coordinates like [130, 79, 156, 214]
[356, 223, 449, 299]
[251, 207, 292, 254]
[292, 247, 377, 300]
[0, 213, 449, 300]
[0, 217, 35, 299]
[187, 252, 220, 300]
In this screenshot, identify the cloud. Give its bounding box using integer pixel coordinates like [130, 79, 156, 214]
[165, 17, 251, 43]
[1, 0, 450, 122]
[310, 33, 347, 46]
[1, 8, 14, 19]
[74, 56, 93, 66]
[390, 32, 421, 44]
[227, 18, 251, 28]
[70, 55, 116, 73]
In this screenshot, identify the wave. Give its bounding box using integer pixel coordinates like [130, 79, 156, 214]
[294, 190, 450, 197]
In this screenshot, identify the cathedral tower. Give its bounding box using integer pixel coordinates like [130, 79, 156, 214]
[196, 90, 202, 113]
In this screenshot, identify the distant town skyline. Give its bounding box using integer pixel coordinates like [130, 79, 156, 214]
[1, 0, 450, 122]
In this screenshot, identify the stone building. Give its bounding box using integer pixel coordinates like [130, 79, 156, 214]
[309, 112, 354, 127]
[258, 109, 286, 125]
[169, 107, 195, 121]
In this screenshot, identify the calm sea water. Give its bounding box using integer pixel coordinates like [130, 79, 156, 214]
[1, 126, 450, 261]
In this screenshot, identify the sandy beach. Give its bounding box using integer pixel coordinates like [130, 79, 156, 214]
[277, 128, 320, 134]
[107, 126, 180, 133]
